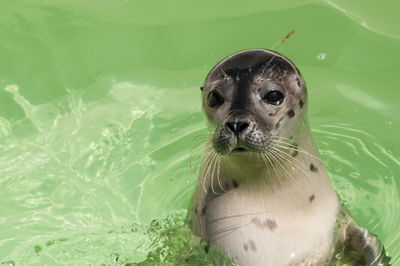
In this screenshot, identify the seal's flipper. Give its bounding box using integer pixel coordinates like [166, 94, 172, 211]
[342, 222, 391, 265]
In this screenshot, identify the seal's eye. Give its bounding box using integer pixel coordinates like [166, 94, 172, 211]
[263, 90, 284, 105]
[207, 90, 224, 108]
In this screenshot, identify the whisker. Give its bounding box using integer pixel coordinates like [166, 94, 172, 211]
[271, 146, 308, 173]
[216, 156, 227, 193]
[273, 143, 324, 164]
[190, 139, 210, 149]
[193, 134, 213, 141]
[268, 149, 296, 182]
[257, 153, 269, 169]
[201, 152, 216, 193]
[259, 153, 276, 184]
[263, 151, 285, 187]
[209, 153, 222, 195]
[267, 62, 278, 75]
[264, 54, 277, 71]
[189, 143, 206, 160]
[271, 138, 324, 164]
[210, 221, 253, 243]
[186, 140, 210, 181]
[207, 211, 267, 226]
[270, 146, 312, 182]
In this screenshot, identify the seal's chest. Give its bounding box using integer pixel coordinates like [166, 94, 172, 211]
[204, 189, 338, 265]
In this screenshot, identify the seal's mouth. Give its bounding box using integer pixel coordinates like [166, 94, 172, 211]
[232, 147, 247, 153]
[212, 125, 272, 155]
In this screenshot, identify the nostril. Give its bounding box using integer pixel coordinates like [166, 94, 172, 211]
[237, 121, 249, 133]
[225, 121, 250, 135]
[226, 121, 237, 134]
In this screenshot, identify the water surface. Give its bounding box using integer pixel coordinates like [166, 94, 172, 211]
[0, 0, 399, 264]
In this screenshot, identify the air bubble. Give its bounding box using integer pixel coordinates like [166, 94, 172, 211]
[316, 53, 327, 60]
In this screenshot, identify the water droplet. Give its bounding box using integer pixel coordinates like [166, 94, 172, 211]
[341, 200, 349, 207]
[316, 53, 327, 60]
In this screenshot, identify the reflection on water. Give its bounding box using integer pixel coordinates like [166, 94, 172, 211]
[0, 0, 400, 264]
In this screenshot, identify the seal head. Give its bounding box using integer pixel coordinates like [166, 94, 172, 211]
[201, 49, 307, 155]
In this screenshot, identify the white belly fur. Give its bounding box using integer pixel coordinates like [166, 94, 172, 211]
[205, 182, 339, 265]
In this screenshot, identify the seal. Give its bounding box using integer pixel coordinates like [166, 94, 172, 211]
[188, 49, 390, 265]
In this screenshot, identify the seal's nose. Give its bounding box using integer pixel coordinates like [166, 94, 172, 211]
[225, 120, 250, 136]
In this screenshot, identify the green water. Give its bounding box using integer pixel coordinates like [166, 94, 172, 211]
[0, 0, 399, 265]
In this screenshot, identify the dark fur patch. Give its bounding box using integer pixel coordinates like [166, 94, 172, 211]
[296, 77, 301, 87]
[251, 217, 278, 231]
[232, 179, 239, 188]
[268, 108, 279, 117]
[287, 109, 295, 118]
[266, 219, 277, 231]
[243, 243, 248, 252]
[249, 240, 257, 252]
[201, 205, 207, 216]
[194, 204, 198, 215]
[299, 99, 304, 109]
[310, 163, 318, 172]
[275, 117, 284, 129]
[309, 194, 315, 203]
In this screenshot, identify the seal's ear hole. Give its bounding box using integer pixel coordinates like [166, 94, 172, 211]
[207, 90, 224, 108]
[262, 90, 284, 105]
